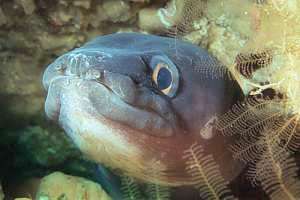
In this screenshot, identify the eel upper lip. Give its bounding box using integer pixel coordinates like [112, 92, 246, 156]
[43, 50, 113, 91]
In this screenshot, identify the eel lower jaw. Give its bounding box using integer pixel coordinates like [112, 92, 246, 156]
[44, 74, 176, 137]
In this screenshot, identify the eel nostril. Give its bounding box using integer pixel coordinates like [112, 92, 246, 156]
[65, 54, 81, 76]
[64, 52, 105, 77]
[84, 68, 103, 81]
[54, 63, 65, 72]
[54, 58, 68, 74]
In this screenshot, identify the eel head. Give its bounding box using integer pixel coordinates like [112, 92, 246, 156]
[43, 33, 244, 186]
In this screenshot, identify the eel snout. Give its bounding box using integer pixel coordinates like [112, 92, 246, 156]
[43, 51, 178, 137]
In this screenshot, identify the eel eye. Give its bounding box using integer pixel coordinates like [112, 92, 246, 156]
[150, 55, 179, 98]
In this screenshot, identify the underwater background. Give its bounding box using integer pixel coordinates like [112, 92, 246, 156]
[0, 0, 300, 199]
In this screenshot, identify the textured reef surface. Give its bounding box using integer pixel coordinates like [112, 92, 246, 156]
[0, 0, 299, 199]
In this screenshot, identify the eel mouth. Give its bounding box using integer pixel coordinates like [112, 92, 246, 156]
[43, 52, 179, 137]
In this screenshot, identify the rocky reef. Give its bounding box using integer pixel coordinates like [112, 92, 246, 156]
[0, 0, 299, 199]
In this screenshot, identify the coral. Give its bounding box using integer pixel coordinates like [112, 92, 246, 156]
[121, 176, 144, 200]
[216, 96, 300, 199]
[217, 0, 300, 154]
[247, 137, 300, 200]
[234, 50, 273, 78]
[216, 97, 300, 197]
[215, 1, 300, 199]
[138, 0, 205, 35]
[120, 175, 171, 200]
[36, 172, 112, 200]
[216, 97, 283, 138]
[204, 0, 253, 67]
[183, 143, 236, 200]
[229, 1, 300, 96]
[14, 198, 31, 200]
[145, 183, 170, 200]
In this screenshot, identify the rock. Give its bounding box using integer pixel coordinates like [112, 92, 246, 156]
[138, 8, 163, 32]
[0, 52, 45, 128]
[206, 0, 254, 38]
[0, 184, 4, 200]
[0, 52, 41, 96]
[102, 0, 131, 23]
[15, 0, 36, 15]
[183, 17, 209, 47]
[0, 7, 7, 26]
[36, 172, 112, 200]
[17, 126, 80, 167]
[88, 0, 132, 28]
[205, 0, 253, 67]
[48, 6, 76, 26]
[37, 32, 84, 53]
[87, 5, 109, 28]
[73, 0, 91, 10]
[6, 178, 40, 200]
[208, 23, 247, 67]
[138, 0, 203, 33]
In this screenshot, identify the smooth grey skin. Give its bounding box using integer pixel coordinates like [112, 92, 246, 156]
[43, 33, 241, 138]
[42, 33, 245, 192]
